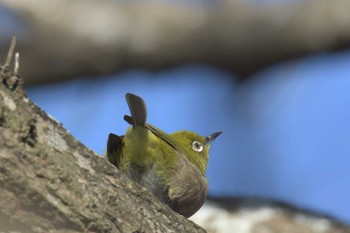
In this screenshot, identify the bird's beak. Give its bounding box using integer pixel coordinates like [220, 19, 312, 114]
[205, 131, 222, 145]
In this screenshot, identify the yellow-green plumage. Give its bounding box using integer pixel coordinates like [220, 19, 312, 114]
[107, 93, 221, 217]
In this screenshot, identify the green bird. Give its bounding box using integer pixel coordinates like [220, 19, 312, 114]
[107, 93, 221, 218]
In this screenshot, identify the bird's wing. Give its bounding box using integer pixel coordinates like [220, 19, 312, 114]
[145, 123, 187, 156]
[106, 133, 124, 167]
[124, 114, 186, 156]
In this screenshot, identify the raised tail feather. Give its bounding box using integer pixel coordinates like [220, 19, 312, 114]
[125, 93, 147, 127]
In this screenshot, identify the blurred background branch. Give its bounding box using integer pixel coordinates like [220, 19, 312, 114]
[1, 0, 350, 85]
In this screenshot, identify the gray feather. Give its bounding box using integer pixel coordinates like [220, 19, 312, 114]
[125, 93, 147, 127]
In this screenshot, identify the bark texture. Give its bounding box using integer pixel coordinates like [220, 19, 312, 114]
[0, 57, 205, 232]
[1, 0, 350, 85]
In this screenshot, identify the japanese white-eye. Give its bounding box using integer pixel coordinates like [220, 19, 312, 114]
[106, 93, 221, 218]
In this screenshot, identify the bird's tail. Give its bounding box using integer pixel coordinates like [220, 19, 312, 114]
[124, 93, 147, 127]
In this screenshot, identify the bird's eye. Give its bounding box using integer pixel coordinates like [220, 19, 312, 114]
[192, 141, 203, 152]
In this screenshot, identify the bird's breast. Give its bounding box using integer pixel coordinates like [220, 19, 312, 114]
[126, 149, 208, 218]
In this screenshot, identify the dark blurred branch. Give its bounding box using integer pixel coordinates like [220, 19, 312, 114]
[1, 0, 350, 85]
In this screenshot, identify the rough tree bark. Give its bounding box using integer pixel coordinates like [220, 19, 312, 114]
[0, 41, 206, 232]
[1, 0, 350, 85]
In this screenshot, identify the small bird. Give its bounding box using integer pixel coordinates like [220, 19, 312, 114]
[107, 93, 221, 218]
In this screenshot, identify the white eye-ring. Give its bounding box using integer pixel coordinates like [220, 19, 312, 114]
[192, 141, 203, 152]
